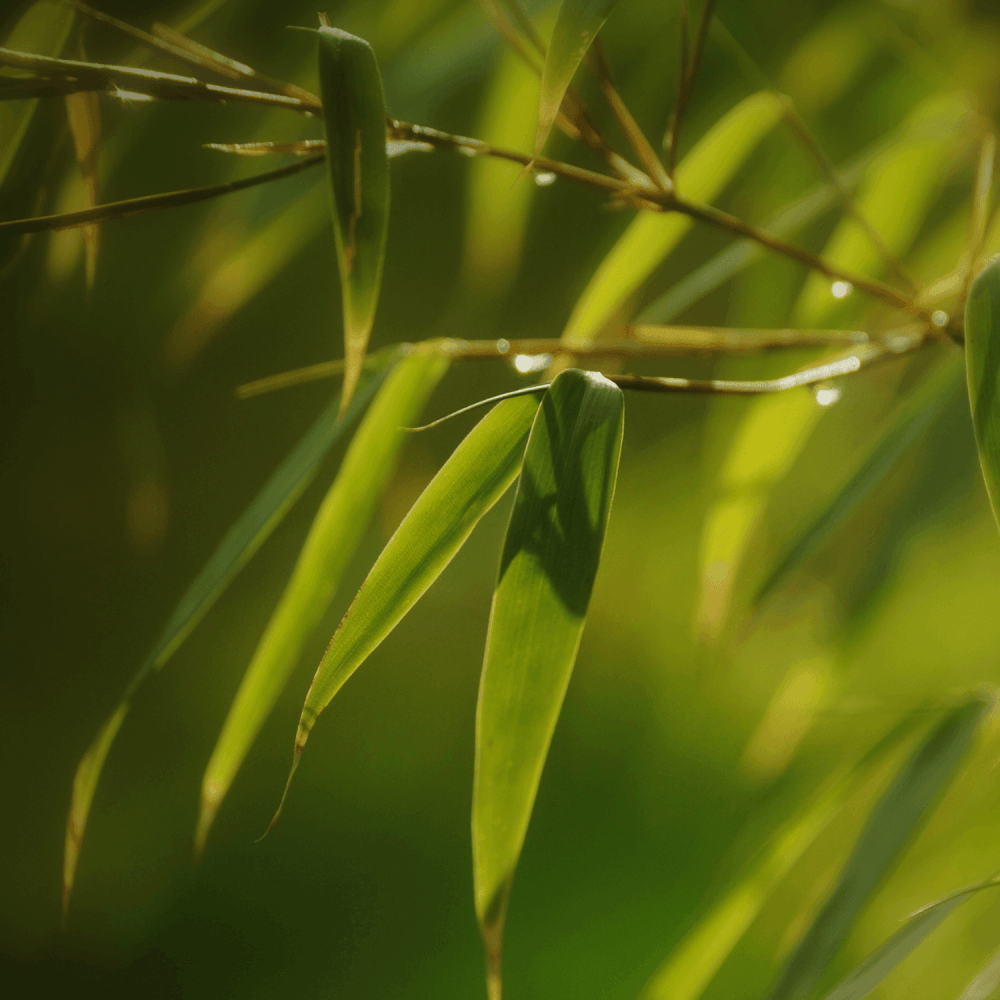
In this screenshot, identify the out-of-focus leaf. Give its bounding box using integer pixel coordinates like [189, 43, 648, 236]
[535, 0, 619, 155]
[766, 694, 991, 1000]
[694, 93, 972, 641]
[641, 711, 922, 1000]
[965, 259, 1000, 530]
[0, 1, 74, 189]
[561, 92, 784, 345]
[196, 351, 448, 852]
[462, 42, 538, 300]
[819, 878, 1000, 1000]
[63, 79, 100, 288]
[957, 945, 1000, 1000]
[472, 369, 624, 998]
[756, 354, 964, 605]
[282, 393, 539, 790]
[63, 358, 393, 915]
[318, 26, 390, 413]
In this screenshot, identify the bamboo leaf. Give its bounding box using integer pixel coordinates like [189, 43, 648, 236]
[0, 1, 75, 189]
[819, 878, 1000, 1000]
[63, 74, 100, 289]
[472, 368, 624, 998]
[640, 712, 922, 1000]
[561, 92, 784, 345]
[63, 358, 393, 916]
[317, 26, 390, 413]
[535, 0, 619, 155]
[196, 351, 448, 852]
[755, 355, 964, 606]
[275, 392, 539, 803]
[965, 258, 1000, 530]
[766, 694, 991, 1000]
[957, 946, 1000, 1000]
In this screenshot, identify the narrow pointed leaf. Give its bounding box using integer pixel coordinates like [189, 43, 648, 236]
[63, 359, 392, 914]
[0, 1, 75, 189]
[957, 946, 1000, 1000]
[472, 369, 624, 995]
[819, 878, 1000, 1000]
[562, 92, 784, 345]
[641, 711, 922, 1000]
[286, 393, 539, 777]
[318, 26, 390, 412]
[197, 351, 448, 851]
[966, 259, 1000, 529]
[536, 0, 619, 155]
[766, 694, 990, 1000]
[756, 355, 964, 605]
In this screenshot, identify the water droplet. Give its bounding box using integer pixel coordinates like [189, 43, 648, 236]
[931, 310, 949, 327]
[512, 353, 552, 374]
[830, 280, 853, 299]
[533, 171, 557, 187]
[813, 383, 842, 408]
[495, 338, 510, 354]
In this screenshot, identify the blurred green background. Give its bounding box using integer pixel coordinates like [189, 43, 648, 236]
[5, 0, 1000, 997]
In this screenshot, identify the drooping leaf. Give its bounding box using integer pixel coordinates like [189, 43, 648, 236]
[535, 0, 619, 155]
[317, 25, 390, 412]
[561, 91, 784, 345]
[0, 1, 75, 189]
[965, 258, 1000, 529]
[640, 711, 922, 1000]
[472, 368, 624, 998]
[63, 358, 393, 915]
[819, 878, 1000, 1000]
[196, 350, 448, 852]
[766, 694, 990, 1000]
[755, 355, 964, 605]
[279, 392, 539, 799]
[957, 945, 1000, 1000]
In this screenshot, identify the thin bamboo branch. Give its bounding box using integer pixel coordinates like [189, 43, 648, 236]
[0, 154, 324, 234]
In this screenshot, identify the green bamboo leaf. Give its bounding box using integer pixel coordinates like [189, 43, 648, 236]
[535, 0, 619, 155]
[640, 711, 922, 1000]
[196, 350, 448, 852]
[274, 392, 539, 808]
[755, 355, 964, 606]
[472, 368, 624, 998]
[766, 694, 991, 1000]
[819, 878, 1000, 1000]
[0, 1, 75, 189]
[965, 258, 1000, 530]
[318, 26, 390, 413]
[62, 358, 392, 916]
[957, 946, 1000, 1000]
[562, 92, 784, 345]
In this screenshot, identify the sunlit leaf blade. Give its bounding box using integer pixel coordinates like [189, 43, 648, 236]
[641, 711, 922, 1000]
[965, 258, 1000, 529]
[63, 82, 100, 288]
[535, 0, 619, 155]
[472, 368, 624, 998]
[63, 359, 392, 915]
[318, 26, 390, 413]
[562, 92, 784, 345]
[766, 694, 991, 1000]
[0, 1, 75, 189]
[819, 878, 1000, 1000]
[957, 945, 1000, 1000]
[756, 355, 964, 605]
[197, 351, 449, 852]
[282, 392, 539, 791]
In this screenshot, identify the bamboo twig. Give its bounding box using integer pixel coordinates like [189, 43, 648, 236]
[666, 0, 717, 176]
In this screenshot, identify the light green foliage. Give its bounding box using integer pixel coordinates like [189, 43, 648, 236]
[318, 26, 390, 411]
[0, 1, 74, 187]
[767, 695, 990, 1000]
[472, 369, 623, 994]
[957, 947, 1000, 1000]
[63, 361, 392, 912]
[536, 0, 619, 155]
[966, 259, 1000, 529]
[196, 352, 447, 850]
[561, 91, 784, 344]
